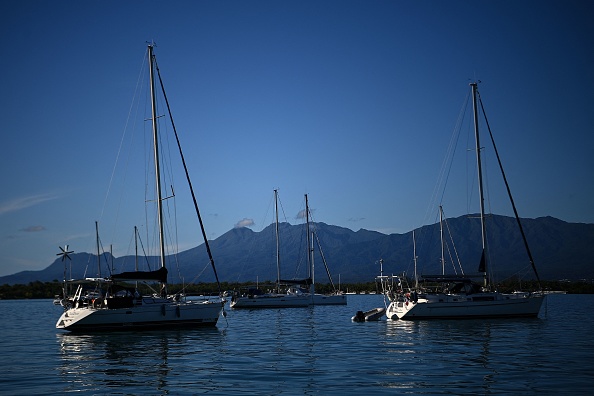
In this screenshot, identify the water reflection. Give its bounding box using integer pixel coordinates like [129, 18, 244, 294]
[56, 328, 224, 394]
[37, 295, 592, 394]
[380, 318, 554, 394]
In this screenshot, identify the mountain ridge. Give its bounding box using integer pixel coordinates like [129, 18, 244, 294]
[1, 215, 592, 285]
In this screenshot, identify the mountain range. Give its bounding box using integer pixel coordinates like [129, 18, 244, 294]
[1, 214, 593, 286]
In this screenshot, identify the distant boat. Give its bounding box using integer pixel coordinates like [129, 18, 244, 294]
[231, 192, 346, 307]
[386, 83, 545, 320]
[231, 190, 311, 308]
[302, 194, 347, 305]
[56, 44, 224, 331]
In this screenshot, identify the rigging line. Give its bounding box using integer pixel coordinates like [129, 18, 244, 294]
[100, 48, 148, 220]
[98, 50, 149, 256]
[442, 208, 464, 275]
[143, 95, 151, 262]
[276, 190, 287, 274]
[476, 103, 493, 216]
[97, 236, 113, 278]
[237, 191, 275, 283]
[313, 230, 337, 291]
[152, 90, 181, 271]
[413, 90, 470, 275]
[293, 200, 307, 279]
[181, 260, 213, 288]
[306, 207, 337, 290]
[465, 112, 477, 214]
[154, 56, 222, 295]
[277, 192, 289, 223]
[425, 89, 470, 220]
[172, 187, 183, 282]
[477, 91, 542, 289]
[136, 228, 153, 271]
[293, 226, 305, 279]
[438, 90, 470, 205]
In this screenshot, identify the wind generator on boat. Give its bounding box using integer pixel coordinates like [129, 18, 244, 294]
[55, 44, 224, 331]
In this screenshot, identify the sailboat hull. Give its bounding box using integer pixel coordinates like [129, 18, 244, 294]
[387, 293, 545, 320]
[230, 292, 347, 308]
[56, 298, 224, 332]
[230, 294, 310, 308]
[310, 293, 347, 305]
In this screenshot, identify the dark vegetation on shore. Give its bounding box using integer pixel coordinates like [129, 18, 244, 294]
[1, 279, 592, 300]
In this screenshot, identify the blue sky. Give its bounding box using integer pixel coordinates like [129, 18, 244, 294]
[1, 1, 593, 277]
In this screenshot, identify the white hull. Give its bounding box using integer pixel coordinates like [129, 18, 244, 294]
[231, 292, 347, 308]
[231, 294, 310, 308]
[387, 293, 545, 320]
[57, 297, 224, 331]
[310, 293, 347, 305]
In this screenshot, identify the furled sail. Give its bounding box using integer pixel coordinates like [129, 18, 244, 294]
[110, 267, 168, 283]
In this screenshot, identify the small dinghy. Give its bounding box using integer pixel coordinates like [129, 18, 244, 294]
[352, 307, 386, 322]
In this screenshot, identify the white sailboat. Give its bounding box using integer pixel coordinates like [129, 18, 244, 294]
[387, 82, 545, 320]
[230, 190, 311, 308]
[302, 194, 347, 305]
[56, 44, 224, 331]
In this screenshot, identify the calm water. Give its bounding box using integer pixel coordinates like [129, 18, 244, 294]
[1, 294, 593, 395]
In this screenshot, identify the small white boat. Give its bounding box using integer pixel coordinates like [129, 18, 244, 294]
[352, 307, 386, 322]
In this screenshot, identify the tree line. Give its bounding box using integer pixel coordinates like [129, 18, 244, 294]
[0, 280, 382, 300]
[0, 279, 592, 300]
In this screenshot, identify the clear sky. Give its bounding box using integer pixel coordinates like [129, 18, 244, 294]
[1, 1, 593, 277]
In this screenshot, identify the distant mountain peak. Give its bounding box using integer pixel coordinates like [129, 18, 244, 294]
[1, 215, 592, 285]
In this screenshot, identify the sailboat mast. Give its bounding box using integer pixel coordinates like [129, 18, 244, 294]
[471, 82, 488, 287]
[413, 230, 418, 289]
[134, 226, 138, 271]
[148, 44, 167, 275]
[439, 206, 445, 275]
[305, 194, 314, 295]
[274, 189, 280, 293]
[95, 221, 101, 277]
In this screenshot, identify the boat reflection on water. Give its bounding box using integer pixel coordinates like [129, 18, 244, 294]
[380, 317, 548, 393]
[56, 328, 224, 392]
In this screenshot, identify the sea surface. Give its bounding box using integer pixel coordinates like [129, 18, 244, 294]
[1, 294, 593, 395]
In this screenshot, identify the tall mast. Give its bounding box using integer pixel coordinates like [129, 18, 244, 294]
[148, 45, 167, 275]
[471, 82, 488, 287]
[439, 206, 445, 275]
[134, 225, 139, 290]
[134, 226, 139, 271]
[95, 221, 101, 277]
[305, 194, 314, 295]
[274, 189, 280, 293]
[413, 231, 418, 289]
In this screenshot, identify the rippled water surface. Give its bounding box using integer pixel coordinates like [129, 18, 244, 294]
[1, 294, 592, 395]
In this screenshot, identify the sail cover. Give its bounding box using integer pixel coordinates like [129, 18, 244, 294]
[279, 277, 313, 286]
[478, 249, 486, 273]
[110, 267, 168, 283]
